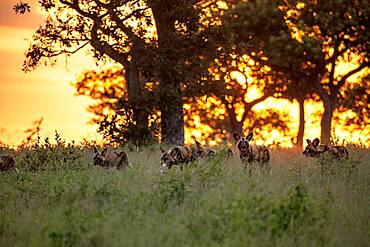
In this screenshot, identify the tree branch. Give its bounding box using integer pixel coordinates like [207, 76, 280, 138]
[59, 0, 131, 67]
[102, 3, 145, 46]
[328, 41, 339, 92]
[51, 41, 90, 57]
[334, 62, 370, 93]
[90, 21, 129, 67]
[241, 93, 270, 123]
[60, 0, 98, 19]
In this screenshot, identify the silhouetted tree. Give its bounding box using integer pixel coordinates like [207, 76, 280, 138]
[15, 0, 224, 145]
[224, 0, 369, 145]
[221, 0, 316, 147]
[74, 67, 160, 145]
[283, 0, 369, 144]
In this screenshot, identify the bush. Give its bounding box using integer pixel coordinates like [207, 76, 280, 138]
[18, 132, 83, 172]
[185, 185, 326, 245]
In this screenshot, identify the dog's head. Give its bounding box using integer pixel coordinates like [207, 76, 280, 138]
[302, 138, 320, 157]
[114, 150, 127, 160]
[93, 147, 107, 166]
[233, 132, 253, 153]
[160, 146, 178, 171]
[114, 150, 128, 162]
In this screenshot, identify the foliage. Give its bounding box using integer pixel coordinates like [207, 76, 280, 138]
[186, 184, 326, 245]
[282, 0, 369, 143]
[223, 0, 369, 144]
[19, 118, 44, 148]
[1, 147, 369, 246]
[18, 131, 83, 172]
[14, 0, 369, 146]
[315, 152, 360, 180]
[16, 0, 232, 145]
[74, 67, 160, 145]
[335, 74, 370, 128]
[97, 113, 160, 147]
[13, 2, 31, 14]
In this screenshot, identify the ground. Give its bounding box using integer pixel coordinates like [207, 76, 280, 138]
[0, 146, 369, 247]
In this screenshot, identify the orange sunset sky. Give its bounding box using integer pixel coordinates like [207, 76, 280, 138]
[0, 0, 102, 146]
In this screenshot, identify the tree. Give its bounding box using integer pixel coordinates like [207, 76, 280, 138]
[15, 0, 222, 145]
[15, 0, 157, 144]
[284, 0, 370, 144]
[224, 0, 369, 145]
[183, 33, 290, 144]
[74, 67, 160, 145]
[222, 0, 319, 147]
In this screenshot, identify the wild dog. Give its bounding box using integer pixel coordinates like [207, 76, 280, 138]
[303, 138, 349, 159]
[233, 132, 270, 172]
[93, 148, 131, 169]
[193, 140, 233, 161]
[0, 155, 18, 172]
[160, 145, 194, 172]
[193, 140, 216, 160]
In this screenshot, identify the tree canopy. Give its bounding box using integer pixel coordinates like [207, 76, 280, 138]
[14, 0, 370, 146]
[222, 0, 369, 144]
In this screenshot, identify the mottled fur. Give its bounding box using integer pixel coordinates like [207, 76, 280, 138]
[224, 148, 234, 160]
[193, 140, 233, 160]
[193, 140, 216, 160]
[93, 148, 131, 169]
[233, 132, 270, 172]
[0, 155, 18, 172]
[160, 145, 194, 172]
[303, 138, 349, 159]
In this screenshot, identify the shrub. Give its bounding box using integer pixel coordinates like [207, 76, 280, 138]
[153, 174, 189, 212]
[19, 131, 83, 172]
[186, 185, 326, 245]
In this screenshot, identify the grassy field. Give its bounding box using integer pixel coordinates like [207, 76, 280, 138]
[0, 144, 369, 247]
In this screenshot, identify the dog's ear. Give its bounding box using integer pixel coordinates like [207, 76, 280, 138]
[160, 146, 166, 153]
[101, 148, 108, 156]
[233, 133, 241, 142]
[312, 138, 320, 147]
[306, 139, 311, 145]
[195, 140, 202, 150]
[246, 132, 253, 141]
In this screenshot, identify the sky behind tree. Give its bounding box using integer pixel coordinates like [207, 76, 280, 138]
[0, 0, 99, 145]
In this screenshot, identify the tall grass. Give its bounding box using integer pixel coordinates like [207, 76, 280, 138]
[0, 144, 369, 247]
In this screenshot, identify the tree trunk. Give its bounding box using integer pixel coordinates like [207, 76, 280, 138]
[160, 86, 185, 145]
[228, 107, 243, 135]
[152, 3, 185, 145]
[125, 44, 151, 145]
[296, 97, 305, 148]
[229, 113, 244, 135]
[320, 98, 335, 145]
